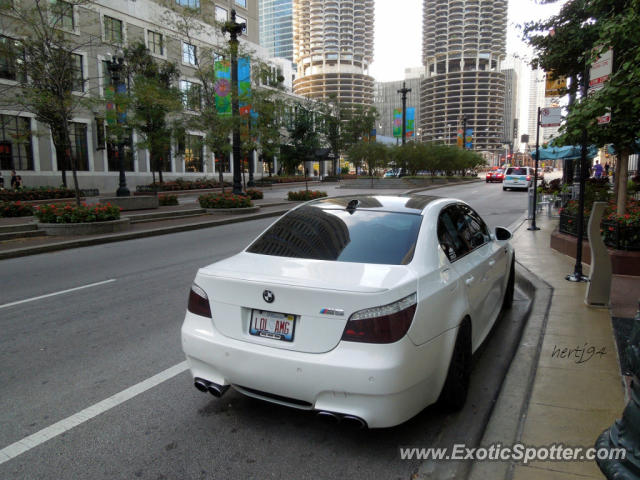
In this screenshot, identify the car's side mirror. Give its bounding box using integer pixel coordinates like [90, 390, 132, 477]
[494, 226, 512, 241]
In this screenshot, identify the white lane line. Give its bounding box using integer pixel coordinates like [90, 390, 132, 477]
[0, 279, 116, 309]
[0, 361, 189, 465]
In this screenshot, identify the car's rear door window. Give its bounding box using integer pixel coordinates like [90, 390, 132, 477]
[506, 167, 527, 176]
[247, 207, 423, 265]
[437, 207, 472, 261]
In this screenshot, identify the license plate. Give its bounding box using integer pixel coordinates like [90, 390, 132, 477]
[250, 310, 296, 342]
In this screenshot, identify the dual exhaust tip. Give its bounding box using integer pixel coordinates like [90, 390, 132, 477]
[194, 378, 367, 429]
[194, 378, 229, 398]
[316, 410, 367, 429]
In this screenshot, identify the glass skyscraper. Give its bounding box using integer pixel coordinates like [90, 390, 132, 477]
[259, 0, 294, 61]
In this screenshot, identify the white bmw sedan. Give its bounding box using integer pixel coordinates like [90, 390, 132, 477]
[181, 195, 515, 428]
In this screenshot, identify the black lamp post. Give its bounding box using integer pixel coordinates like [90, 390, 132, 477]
[397, 82, 411, 145]
[462, 115, 468, 150]
[222, 10, 246, 195]
[106, 50, 130, 197]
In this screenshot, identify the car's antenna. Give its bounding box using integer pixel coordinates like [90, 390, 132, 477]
[346, 199, 360, 214]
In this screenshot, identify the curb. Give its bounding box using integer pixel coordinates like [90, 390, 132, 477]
[0, 207, 290, 260]
[467, 241, 554, 480]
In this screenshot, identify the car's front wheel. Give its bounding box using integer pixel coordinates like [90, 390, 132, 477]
[437, 320, 471, 412]
[502, 254, 515, 310]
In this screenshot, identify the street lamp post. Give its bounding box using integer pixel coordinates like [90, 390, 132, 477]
[397, 82, 411, 145]
[106, 50, 130, 197]
[461, 115, 468, 150]
[222, 10, 246, 195]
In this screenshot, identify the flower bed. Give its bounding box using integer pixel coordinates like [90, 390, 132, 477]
[254, 176, 311, 185]
[136, 178, 230, 193]
[1, 201, 34, 217]
[198, 193, 253, 209]
[0, 186, 76, 202]
[245, 189, 263, 200]
[158, 194, 178, 206]
[558, 199, 640, 250]
[35, 203, 121, 223]
[287, 190, 328, 201]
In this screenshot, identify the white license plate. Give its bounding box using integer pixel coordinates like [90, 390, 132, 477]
[250, 310, 296, 342]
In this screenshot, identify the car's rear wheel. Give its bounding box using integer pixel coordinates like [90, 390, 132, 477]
[502, 254, 515, 310]
[503, 186, 507, 191]
[437, 320, 471, 412]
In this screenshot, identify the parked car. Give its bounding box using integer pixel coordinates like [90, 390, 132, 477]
[503, 166, 535, 191]
[182, 195, 515, 428]
[486, 169, 505, 183]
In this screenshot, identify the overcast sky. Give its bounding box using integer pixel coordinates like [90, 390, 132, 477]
[369, 0, 567, 82]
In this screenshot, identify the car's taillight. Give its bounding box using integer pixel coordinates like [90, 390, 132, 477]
[526, 175, 531, 181]
[341, 293, 417, 344]
[188, 284, 211, 318]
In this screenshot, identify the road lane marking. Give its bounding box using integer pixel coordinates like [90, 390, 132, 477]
[0, 361, 189, 465]
[0, 279, 116, 309]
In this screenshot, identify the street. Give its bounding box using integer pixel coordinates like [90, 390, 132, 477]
[1, 182, 529, 479]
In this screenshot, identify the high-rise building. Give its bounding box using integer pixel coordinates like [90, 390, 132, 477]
[292, 0, 375, 106]
[420, 0, 507, 152]
[374, 72, 422, 140]
[502, 68, 519, 146]
[259, 0, 294, 62]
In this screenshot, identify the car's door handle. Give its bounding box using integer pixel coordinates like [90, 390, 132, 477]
[488, 259, 496, 267]
[465, 276, 474, 285]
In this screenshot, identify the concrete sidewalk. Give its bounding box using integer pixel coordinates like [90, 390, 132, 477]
[470, 214, 628, 480]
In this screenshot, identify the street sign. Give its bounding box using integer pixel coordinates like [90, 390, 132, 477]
[597, 110, 611, 124]
[540, 107, 563, 127]
[589, 48, 613, 87]
[545, 72, 566, 97]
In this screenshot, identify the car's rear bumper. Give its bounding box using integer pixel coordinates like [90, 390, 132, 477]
[181, 311, 456, 428]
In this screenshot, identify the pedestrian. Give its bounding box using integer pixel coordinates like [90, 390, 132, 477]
[593, 160, 603, 179]
[10, 169, 18, 189]
[15, 175, 23, 189]
[604, 162, 610, 177]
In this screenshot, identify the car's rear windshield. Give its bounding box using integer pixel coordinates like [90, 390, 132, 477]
[247, 207, 422, 265]
[506, 167, 528, 175]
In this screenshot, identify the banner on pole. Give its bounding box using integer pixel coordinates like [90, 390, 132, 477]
[393, 109, 402, 138]
[464, 128, 473, 149]
[406, 108, 415, 138]
[545, 71, 566, 97]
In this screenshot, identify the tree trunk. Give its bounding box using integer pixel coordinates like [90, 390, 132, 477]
[54, 142, 67, 188]
[617, 149, 629, 216]
[61, 120, 81, 207]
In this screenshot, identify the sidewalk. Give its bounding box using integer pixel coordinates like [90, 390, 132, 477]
[470, 213, 629, 480]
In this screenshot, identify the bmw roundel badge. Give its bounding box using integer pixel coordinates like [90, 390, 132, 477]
[263, 290, 275, 303]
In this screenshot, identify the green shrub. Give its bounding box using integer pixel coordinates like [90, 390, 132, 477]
[245, 189, 263, 200]
[0, 201, 34, 217]
[158, 194, 178, 206]
[0, 186, 76, 202]
[287, 190, 328, 201]
[198, 193, 253, 209]
[35, 203, 121, 223]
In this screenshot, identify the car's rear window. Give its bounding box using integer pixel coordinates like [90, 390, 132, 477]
[506, 167, 528, 175]
[247, 206, 423, 265]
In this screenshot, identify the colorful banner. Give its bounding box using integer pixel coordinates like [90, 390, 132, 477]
[393, 108, 402, 138]
[215, 57, 251, 117]
[545, 71, 566, 97]
[406, 108, 415, 138]
[464, 128, 473, 149]
[457, 128, 463, 147]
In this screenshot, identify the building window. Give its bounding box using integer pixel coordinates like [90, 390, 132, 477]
[215, 6, 227, 23]
[180, 80, 202, 111]
[101, 60, 113, 92]
[235, 0, 247, 8]
[182, 42, 197, 66]
[71, 53, 84, 92]
[0, 35, 25, 82]
[179, 134, 203, 172]
[69, 122, 89, 171]
[50, 0, 74, 31]
[104, 16, 123, 44]
[0, 115, 33, 170]
[176, 0, 200, 9]
[148, 30, 164, 56]
[106, 128, 134, 172]
[236, 15, 247, 34]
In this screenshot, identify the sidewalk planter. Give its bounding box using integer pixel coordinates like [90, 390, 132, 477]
[96, 196, 159, 211]
[37, 218, 130, 236]
[287, 190, 328, 201]
[205, 206, 260, 215]
[559, 212, 640, 251]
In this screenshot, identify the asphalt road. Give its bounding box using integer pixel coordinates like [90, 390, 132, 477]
[0, 181, 529, 479]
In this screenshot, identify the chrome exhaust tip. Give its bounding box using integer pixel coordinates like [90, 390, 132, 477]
[316, 411, 341, 424]
[194, 378, 209, 393]
[207, 383, 230, 398]
[341, 415, 367, 429]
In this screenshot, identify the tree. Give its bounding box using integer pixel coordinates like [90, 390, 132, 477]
[523, 0, 640, 214]
[283, 100, 320, 176]
[318, 95, 344, 176]
[347, 141, 388, 180]
[341, 104, 378, 174]
[122, 43, 182, 185]
[0, 0, 95, 205]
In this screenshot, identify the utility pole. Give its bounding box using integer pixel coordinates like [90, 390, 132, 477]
[222, 10, 246, 195]
[397, 82, 411, 145]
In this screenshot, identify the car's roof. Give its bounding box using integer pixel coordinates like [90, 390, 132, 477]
[306, 194, 444, 214]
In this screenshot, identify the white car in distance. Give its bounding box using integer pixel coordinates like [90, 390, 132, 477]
[181, 195, 515, 428]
